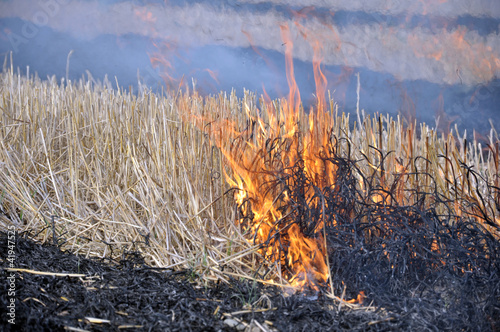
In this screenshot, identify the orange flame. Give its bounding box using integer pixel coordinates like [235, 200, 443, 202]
[149, 39, 181, 88]
[133, 8, 181, 88]
[209, 23, 337, 291]
[279, 24, 301, 118]
[134, 8, 157, 25]
[312, 40, 327, 113]
[407, 25, 500, 85]
[204, 68, 220, 85]
[242, 29, 277, 72]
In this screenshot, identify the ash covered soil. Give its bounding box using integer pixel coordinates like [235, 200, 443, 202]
[0, 232, 397, 332]
[0, 231, 498, 332]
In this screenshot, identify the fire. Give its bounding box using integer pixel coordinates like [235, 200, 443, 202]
[211, 21, 360, 290]
[139, 7, 499, 296]
[203, 69, 219, 85]
[279, 24, 301, 118]
[210, 23, 344, 291]
[134, 7, 187, 89]
[242, 29, 277, 73]
[134, 8, 157, 25]
[149, 39, 180, 87]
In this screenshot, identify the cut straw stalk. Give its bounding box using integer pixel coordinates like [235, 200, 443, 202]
[1, 65, 499, 288]
[0, 67, 254, 282]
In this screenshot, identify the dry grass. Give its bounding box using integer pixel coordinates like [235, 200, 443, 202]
[0, 63, 258, 284]
[1, 59, 499, 287]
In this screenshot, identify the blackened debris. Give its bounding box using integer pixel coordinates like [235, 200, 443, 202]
[1, 231, 425, 332]
[239, 135, 500, 331]
[2, 140, 500, 331]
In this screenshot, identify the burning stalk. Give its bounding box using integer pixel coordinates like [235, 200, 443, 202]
[2, 33, 500, 327]
[197, 22, 500, 296]
[201, 23, 347, 292]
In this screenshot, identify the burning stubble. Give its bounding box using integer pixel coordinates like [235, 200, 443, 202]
[183, 25, 500, 295]
[1, 44, 499, 326]
[0, 1, 499, 327]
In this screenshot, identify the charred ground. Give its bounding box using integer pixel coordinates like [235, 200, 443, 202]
[1, 144, 499, 331]
[0, 231, 416, 332]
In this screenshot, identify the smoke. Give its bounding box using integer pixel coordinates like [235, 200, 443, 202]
[1, 0, 498, 86]
[238, 0, 500, 19]
[0, 0, 499, 133]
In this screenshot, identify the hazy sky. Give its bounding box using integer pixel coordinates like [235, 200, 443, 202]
[1, 0, 499, 133]
[1, 0, 499, 85]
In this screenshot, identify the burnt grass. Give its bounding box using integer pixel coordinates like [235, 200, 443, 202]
[234, 138, 500, 331]
[0, 218, 498, 332]
[1, 148, 500, 331]
[1, 231, 412, 332]
[1, 204, 500, 332]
